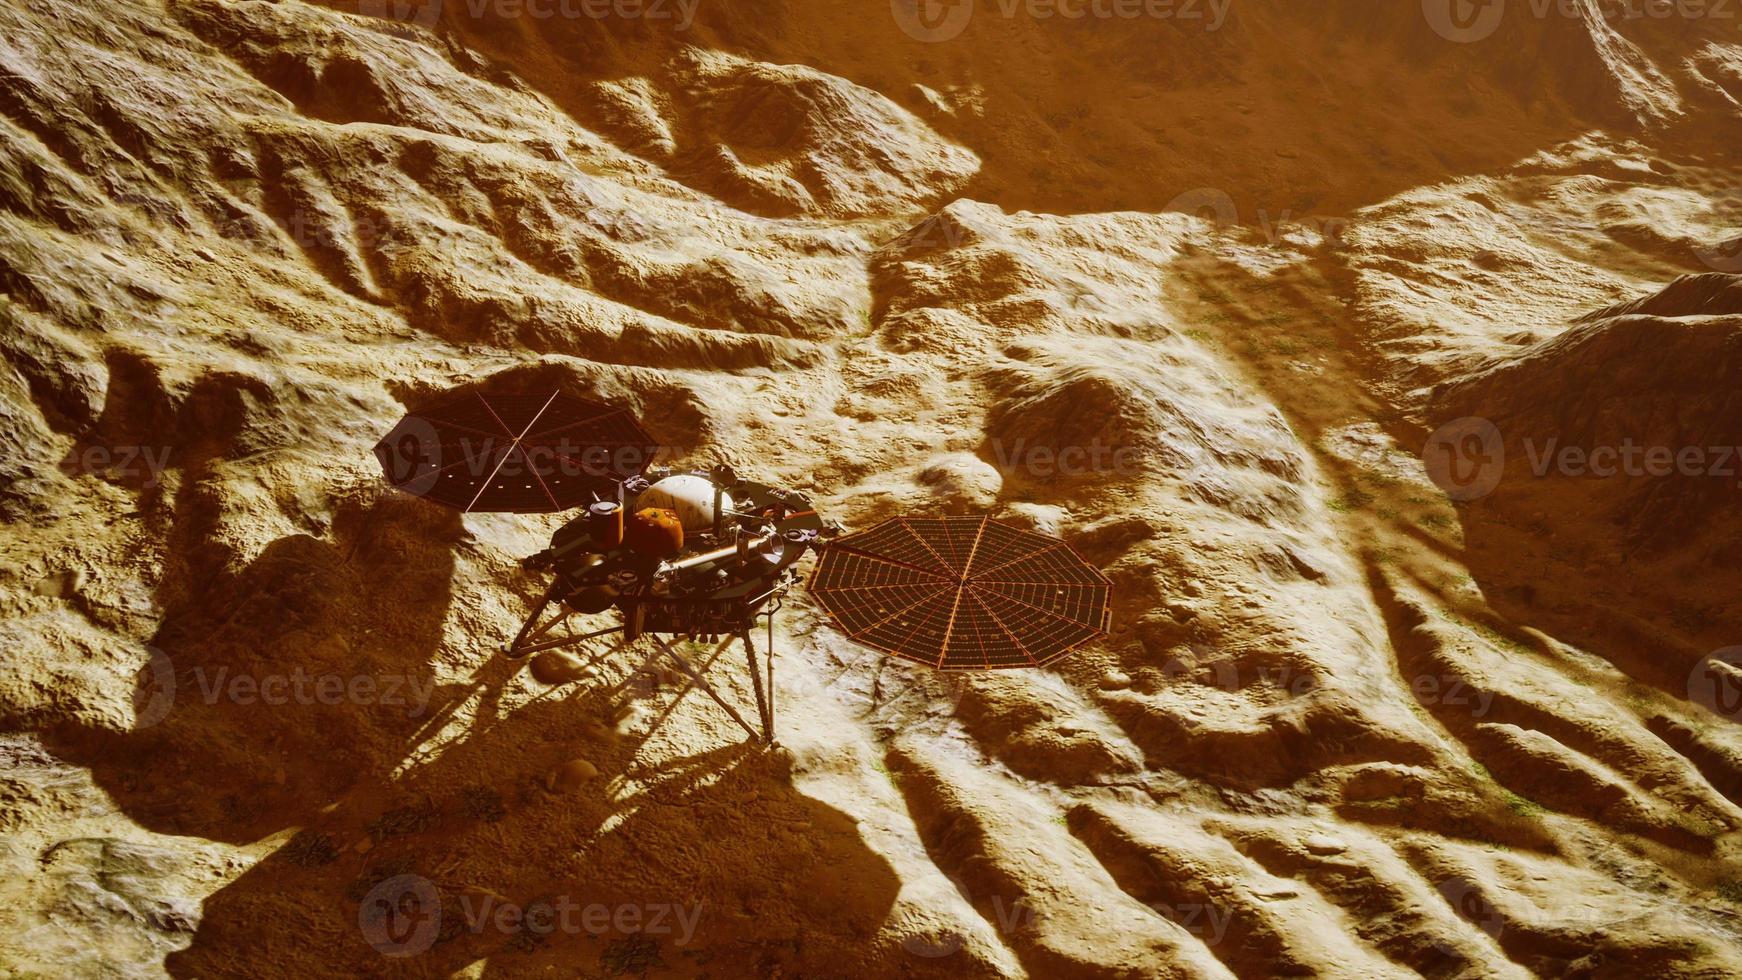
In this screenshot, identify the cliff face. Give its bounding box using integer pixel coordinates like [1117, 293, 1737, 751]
[2, 1, 1741, 977]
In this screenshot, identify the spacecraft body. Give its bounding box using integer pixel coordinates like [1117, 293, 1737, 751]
[523, 466, 829, 642]
[373, 387, 1112, 745]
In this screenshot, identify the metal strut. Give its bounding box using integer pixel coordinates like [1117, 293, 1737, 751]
[766, 607, 777, 743]
[608, 634, 731, 698]
[506, 578, 624, 658]
[650, 635, 763, 744]
[508, 579, 781, 747]
[742, 628, 771, 744]
[504, 581, 560, 658]
[512, 624, 623, 658]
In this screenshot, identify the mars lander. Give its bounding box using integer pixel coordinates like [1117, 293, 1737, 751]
[374, 388, 1113, 744]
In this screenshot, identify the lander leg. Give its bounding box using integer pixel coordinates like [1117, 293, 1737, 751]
[650, 635, 764, 744]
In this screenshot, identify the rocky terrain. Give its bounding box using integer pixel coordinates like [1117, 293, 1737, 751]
[1, 0, 1740, 976]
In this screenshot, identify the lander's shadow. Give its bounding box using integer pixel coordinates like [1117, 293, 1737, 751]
[46, 491, 467, 843]
[42, 346, 900, 974]
[163, 662, 902, 977]
[49, 472, 899, 974]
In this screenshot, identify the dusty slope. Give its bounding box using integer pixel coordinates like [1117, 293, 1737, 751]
[1, 0, 1741, 977]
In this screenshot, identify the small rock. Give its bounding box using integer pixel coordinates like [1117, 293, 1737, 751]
[1070, 516, 1156, 556]
[147, 898, 200, 934]
[32, 569, 83, 597]
[1099, 670, 1132, 690]
[1000, 502, 1068, 535]
[916, 453, 1003, 512]
[352, 838, 372, 854]
[530, 650, 587, 685]
[1280, 544, 1330, 582]
[520, 137, 567, 163]
[1303, 834, 1347, 855]
[547, 759, 600, 792]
